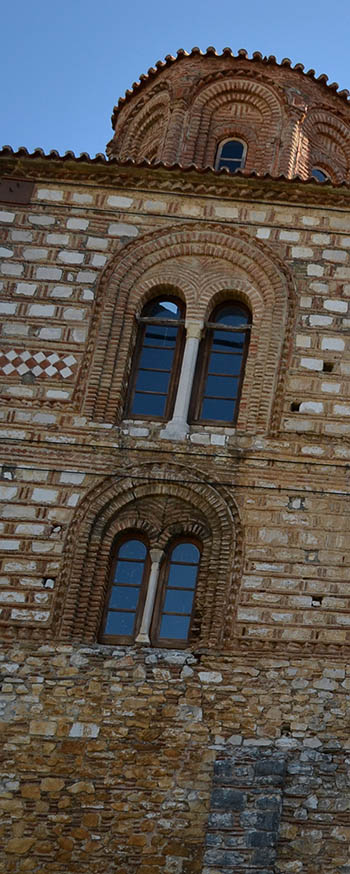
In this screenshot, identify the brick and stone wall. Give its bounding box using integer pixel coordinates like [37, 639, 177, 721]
[2, 51, 350, 871]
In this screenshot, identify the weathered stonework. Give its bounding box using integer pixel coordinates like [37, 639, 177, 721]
[2, 47, 350, 873]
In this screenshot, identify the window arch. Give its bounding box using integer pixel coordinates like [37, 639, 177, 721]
[126, 296, 185, 419]
[311, 167, 330, 182]
[215, 139, 247, 172]
[190, 301, 251, 425]
[100, 533, 201, 647]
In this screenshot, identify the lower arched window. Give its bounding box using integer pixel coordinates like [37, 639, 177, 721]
[190, 301, 251, 425]
[100, 535, 201, 647]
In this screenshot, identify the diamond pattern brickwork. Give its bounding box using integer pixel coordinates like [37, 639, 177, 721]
[0, 348, 78, 380]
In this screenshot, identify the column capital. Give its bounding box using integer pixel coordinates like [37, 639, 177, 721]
[150, 547, 163, 564]
[185, 318, 204, 340]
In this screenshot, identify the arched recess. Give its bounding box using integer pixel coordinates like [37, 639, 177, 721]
[180, 77, 284, 174]
[79, 223, 295, 435]
[111, 90, 170, 162]
[299, 110, 350, 181]
[54, 462, 243, 648]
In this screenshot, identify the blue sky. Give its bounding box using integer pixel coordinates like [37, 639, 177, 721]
[2, 0, 350, 157]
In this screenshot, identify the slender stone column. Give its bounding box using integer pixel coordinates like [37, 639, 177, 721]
[135, 548, 163, 644]
[160, 319, 204, 441]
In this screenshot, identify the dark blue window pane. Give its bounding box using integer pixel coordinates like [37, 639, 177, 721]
[159, 615, 191, 640]
[209, 352, 243, 376]
[168, 563, 198, 588]
[212, 331, 245, 352]
[164, 589, 195, 614]
[205, 375, 239, 398]
[131, 392, 167, 417]
[119, 540, 146, 560]
[136, 370, 171, 393]
[171, 543, 200, 563]
[113, 559, 144, 584]
[221, 141, 244, 160]
[147, 300, 182, 319]
[109, 586, 140, 610]
[311, 168, 328, 182]
[105, 611, 135, 636]
[139, 347, 175, 371]
[201, 398, 236, 422]
[144, 325, 177, 346]
[215, 307, 249, 326]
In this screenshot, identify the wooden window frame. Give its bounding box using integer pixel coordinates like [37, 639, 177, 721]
[215, 139, 247, 173]
[150, 537, 202, 649]
[189, 301, 251, 427]
[99, 532, 150, 645]
[125, 295, 186, 421]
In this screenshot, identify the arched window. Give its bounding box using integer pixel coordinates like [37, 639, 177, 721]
[101, 536, 149, 644]
[126, 296, 185, 419]
[215, 139, 247, 172]
[311, 167, 329, 182]
[190, 302, 251, 425]
[100, 535, 201, 647]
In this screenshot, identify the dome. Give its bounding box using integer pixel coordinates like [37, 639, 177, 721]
[107, 47, 350, 183]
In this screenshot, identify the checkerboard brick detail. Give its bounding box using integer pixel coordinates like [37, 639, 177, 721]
[0, 348, 78, 379]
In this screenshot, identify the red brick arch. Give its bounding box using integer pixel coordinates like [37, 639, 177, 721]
[179, 77, 284, 172]
[55, 462, 243, 648]
[299, 109, 350, 181]
[115, 90, 171, 161]
[81, 223, 295, 435]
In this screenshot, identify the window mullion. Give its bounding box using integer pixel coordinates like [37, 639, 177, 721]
[160, 319, 204, 441]
[135, 548, 163, 644]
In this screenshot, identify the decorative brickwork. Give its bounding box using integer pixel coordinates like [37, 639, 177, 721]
[109, 50, 350, 182]
[56, 462, 243, 648]
[84, 222, 294, 434]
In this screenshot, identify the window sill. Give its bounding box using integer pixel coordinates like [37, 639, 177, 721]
[121, 418, 235, 446]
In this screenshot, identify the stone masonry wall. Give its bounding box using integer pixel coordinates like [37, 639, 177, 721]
[2, 643, 350, 874]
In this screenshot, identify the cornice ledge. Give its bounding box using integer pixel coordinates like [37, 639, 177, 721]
[1, 153, 350, 209]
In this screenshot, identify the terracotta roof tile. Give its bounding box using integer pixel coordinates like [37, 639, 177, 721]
[1, 144, 349, 191]
[110, 46, 350, 127]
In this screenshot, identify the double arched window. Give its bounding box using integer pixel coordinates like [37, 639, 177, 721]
[100, 534, 201, 647]
[215, 139, 247, 172]
[126, 297, 251, 428]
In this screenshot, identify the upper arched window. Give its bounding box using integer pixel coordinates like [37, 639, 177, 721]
[126, 297, 185, 419]
[215, 140, 247, 173]
[311, 167, 329, 182]
[100, 534, 201, 647]
[190, 302, 251, 425]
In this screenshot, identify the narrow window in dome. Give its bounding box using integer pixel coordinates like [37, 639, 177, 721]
[311, 167, 329, 182]
[190, 301, 251, 425]
[215, 140, 246, 172]
[126, 297, 185, 420]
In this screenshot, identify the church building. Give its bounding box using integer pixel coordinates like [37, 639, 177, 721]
[1, 47, 350, 873]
